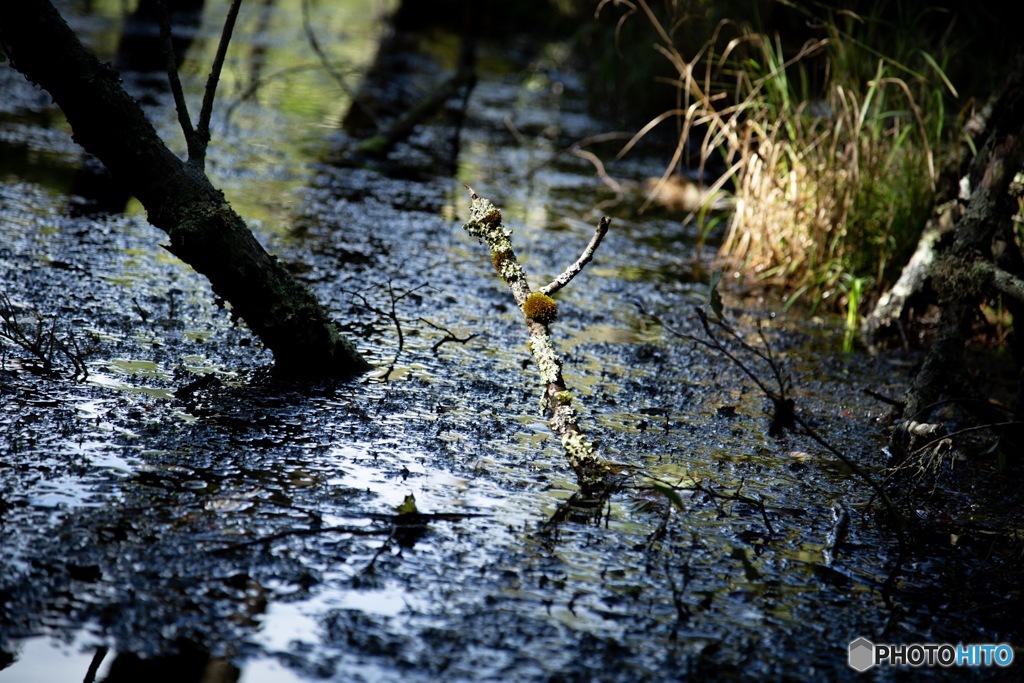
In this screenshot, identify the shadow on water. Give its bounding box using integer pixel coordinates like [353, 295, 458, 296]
[1, 1, 1022, 681]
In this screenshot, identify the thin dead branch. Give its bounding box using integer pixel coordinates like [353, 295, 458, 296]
[0, 292, 89, 379]
[419, 318, 479, 354]
[540, 217, 611, 297]
[156, 0, 241, 168]
[636, 296, 906, 561]
[350, 281, 429, 380]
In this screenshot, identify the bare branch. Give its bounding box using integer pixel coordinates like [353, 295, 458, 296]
[194, 0, 243, 167]
[155, 1, 198, 156]
[349, 281, 429, 380]
[0, 292, 89, 378]
[569, 144, 624, 196]
[420, 318, 479, 354]
[540, 217, 611, 296]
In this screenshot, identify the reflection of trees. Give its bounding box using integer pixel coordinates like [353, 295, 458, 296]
[332, 1, 478, 176]
[117, 0, 206, 77]
[0, 414, 298, 678]
[331, 0, 579, 174]
[0, 495, 264, 677]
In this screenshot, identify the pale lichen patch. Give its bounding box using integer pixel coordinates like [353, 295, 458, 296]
[531, 333, 562, 385]
[561, 431, 597, 469]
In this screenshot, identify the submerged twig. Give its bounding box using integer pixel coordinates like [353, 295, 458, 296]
[633, 475, 776, 538]
[0, 292, 89, 379]
[211, 510, 487, 554]
[637, 302, 794, 432]
[419, 318, 479, 354]
[210, 523, 391, 554]
[350, 280, 428, 379]
[569, 144, 624, 197]
[637, 296, 907, 573]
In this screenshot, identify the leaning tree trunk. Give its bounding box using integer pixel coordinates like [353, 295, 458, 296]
[864, 47, 1024, 422]
[0, 0, 369, 378]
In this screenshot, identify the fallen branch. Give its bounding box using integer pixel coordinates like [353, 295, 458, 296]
[350, 281, 428, 380]
[976, 260, 1024, 304]
[870, 46, 1024, 420]
[356, 67, 477, 158]
[211, 508, 487, 555]
[633, 475, 776, 538]
[0, 292, 89, 379]
[461, 187, 611, 492]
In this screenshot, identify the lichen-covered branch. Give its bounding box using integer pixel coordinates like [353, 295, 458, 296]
[540, 217, 610, 296]
[462, 187, 610, 492]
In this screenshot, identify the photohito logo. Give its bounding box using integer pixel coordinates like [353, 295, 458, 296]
[848, 638, 1014, 671]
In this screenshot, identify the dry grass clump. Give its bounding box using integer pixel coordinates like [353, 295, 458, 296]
[600, 0, 953, 321]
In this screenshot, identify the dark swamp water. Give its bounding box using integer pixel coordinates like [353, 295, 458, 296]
[1, 1, 1021, 681]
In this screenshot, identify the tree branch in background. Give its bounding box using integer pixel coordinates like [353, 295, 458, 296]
[461, 187, 612, 494]
[355, 67, 476, 158]
[196, 0, 241, 157]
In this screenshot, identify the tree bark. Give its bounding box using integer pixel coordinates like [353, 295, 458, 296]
[873, 47, 1024, 421]
[0, 0, 369, 378]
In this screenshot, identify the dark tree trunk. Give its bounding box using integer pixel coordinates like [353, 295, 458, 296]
[0, 0, 369, 378]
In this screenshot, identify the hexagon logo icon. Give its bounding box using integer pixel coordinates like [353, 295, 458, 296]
[849, 637, 875, 672]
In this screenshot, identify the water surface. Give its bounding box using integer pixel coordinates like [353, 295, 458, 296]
[0, 2, 1017, 681]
